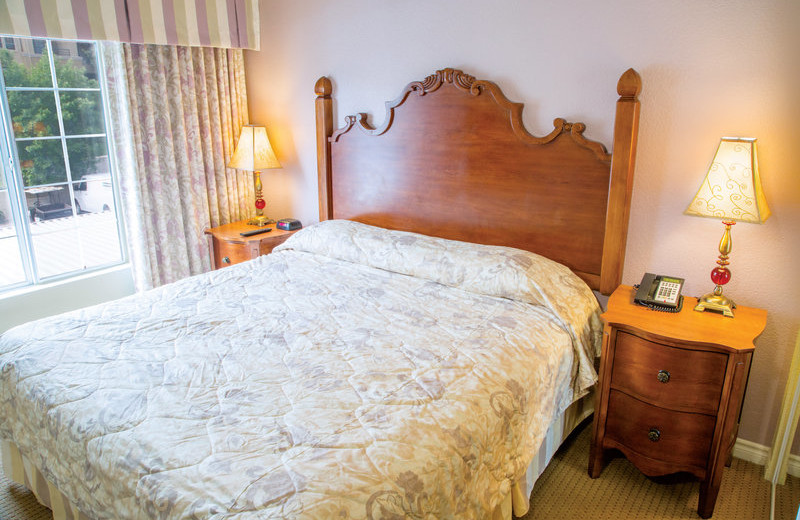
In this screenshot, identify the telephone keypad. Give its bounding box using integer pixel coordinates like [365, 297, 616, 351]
[655, 282, 681, 305]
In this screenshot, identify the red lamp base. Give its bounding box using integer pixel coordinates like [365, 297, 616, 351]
[247, 171, 274, 226]
[694, 221, 736, 318]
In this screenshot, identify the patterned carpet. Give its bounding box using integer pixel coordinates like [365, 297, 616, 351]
[0, 473, 50, 520]
[1, 420, 799, 519]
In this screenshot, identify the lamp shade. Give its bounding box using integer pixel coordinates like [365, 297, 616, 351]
[228, 125, 281, 171]
[685, 137, 770, 223]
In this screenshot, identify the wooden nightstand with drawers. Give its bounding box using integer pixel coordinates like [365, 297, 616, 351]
[588, 285, 767, 518]
[204, 219, 298, 270]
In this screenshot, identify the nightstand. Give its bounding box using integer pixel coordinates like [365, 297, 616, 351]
[588, 285, 767, 518]
[204, 219, 299, 269]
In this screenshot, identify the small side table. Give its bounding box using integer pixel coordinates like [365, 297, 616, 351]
[204, 219, 299, 269]
[588, 285, 767, 518]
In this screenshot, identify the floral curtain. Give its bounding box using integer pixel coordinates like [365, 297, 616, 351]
[102, 42, 252, 290]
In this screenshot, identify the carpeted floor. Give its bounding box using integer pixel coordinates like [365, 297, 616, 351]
[0, 474, 51, 520]
[526, 420, 800, 519]
[1, 420, 798, 519]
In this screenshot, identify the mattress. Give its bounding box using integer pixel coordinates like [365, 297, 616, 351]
[0, 219, 603, 519]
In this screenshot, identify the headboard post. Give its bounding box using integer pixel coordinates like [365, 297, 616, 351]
[599, 68, 642, 294]
[315, 77, 334, 222]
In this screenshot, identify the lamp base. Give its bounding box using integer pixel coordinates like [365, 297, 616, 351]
[247, 216, 275, 227]
[694, 291, 736, 318]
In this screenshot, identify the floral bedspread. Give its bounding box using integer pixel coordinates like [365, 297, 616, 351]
[0, 220, 602, 519]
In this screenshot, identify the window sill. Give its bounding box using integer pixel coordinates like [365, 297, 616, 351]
[0, 264, 135, 333]
[0, 263, 131, 300]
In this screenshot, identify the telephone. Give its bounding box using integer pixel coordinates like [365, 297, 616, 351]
[634, 273, 685, 312]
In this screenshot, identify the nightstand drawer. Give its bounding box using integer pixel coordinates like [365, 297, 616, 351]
[258, 234, 292, 255]
[611, 331, 727, 414]
[213, 239, 253, 267]
[605, 390, 716, 471]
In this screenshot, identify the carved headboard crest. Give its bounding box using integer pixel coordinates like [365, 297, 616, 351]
[414, 68, 479, 95]
[329, 68, 611, 162]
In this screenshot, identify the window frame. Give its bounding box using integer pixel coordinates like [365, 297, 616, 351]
[0, 36, 127, 293]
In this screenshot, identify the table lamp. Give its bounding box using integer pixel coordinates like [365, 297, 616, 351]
[228, 125, 281, 226]
[685, 137, 770, 317]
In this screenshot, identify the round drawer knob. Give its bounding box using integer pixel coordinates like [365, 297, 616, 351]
[656, 370, 671, 383]
[222, 256, 231, 264]
[648, 428, 661, 442]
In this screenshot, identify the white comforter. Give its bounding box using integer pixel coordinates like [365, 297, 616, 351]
[0, 220, 602, 519]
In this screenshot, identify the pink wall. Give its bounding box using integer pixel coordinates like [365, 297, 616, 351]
[244, 0, 800, 452]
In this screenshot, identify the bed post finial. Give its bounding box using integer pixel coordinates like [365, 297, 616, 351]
[315, 77, 332, 97]
[600, 68, 642, 294]
[316, 77, 334, 221]
[617, 68, 642, 100]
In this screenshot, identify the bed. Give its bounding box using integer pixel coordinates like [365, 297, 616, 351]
[0, 67, 641, 519]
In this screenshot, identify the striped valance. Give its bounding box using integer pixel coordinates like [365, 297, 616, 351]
[0, 0, 260, 50]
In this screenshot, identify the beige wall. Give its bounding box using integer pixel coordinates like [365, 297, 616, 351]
[245, 0, 800, 451]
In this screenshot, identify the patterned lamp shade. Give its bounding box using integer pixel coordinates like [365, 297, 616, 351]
[228, 125, 281, 171]
[685, 137, 771, 224]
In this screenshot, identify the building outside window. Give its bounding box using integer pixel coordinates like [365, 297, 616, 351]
[0, 36, 125, 293]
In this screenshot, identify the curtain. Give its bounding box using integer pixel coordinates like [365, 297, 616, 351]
[103, 42, 252, 290]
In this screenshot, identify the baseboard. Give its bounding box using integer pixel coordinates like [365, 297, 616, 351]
[733, 438, 800, 479]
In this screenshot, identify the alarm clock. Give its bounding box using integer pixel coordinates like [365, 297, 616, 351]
[276, 218, 302, 231]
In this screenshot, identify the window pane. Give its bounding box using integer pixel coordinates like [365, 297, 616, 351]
[0, 180, 10, 225]
[7, 91, 59, 137]
[18, 140, 67, 186]
[30, 212, 121, 278]
[60, 92, 104, 135]
[25, 184, 71, 223]
[67, 136, 109, 179]
[1, 187, 14, 228]
[0, 38, 51, 88]
[77, 212, 122, 268]
[54, 42, 99, 88]
[0, 236, 26, 286]
[71, 175, 114, 215]
[0, 189, 26, 287]
[30, 217, 83, 278]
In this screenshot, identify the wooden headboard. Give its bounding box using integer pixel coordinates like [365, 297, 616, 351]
[314, 68, 641, 295]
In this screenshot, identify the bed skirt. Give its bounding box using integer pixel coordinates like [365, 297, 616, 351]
[1, 440, 89, 520]
[2, 393, 593, 520]
[496, 391, 594, 519]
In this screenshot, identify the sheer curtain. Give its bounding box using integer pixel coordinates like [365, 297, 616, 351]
[102, 43, 252, 290]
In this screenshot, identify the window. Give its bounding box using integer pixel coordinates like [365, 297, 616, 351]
[0, 37, 125, 293]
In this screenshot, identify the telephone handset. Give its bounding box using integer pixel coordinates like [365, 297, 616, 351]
[634, 273, 685, 312]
